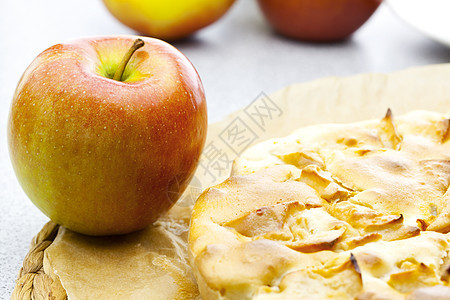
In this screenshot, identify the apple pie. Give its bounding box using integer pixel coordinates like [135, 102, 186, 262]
[189, 110, 450, 299]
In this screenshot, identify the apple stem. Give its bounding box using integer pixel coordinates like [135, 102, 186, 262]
[112, 39, 145, 81]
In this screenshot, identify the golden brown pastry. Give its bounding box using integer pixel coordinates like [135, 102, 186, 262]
[189, 110, 450, 299]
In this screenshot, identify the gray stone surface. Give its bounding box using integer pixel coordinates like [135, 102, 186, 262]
[1, 0, 449, 298]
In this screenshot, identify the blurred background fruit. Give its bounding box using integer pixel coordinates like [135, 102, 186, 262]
[102, 0, 236, 40]
[257, 0, 383, 42]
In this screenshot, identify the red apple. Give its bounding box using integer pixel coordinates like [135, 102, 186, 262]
[257, 0, 382, 42]
[102, 0, 236, 41]
[8, 36, 207, 236]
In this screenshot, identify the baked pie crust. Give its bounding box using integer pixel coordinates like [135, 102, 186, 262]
[189, 110, 450, 299]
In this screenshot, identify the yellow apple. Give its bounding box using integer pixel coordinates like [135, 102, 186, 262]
[102, 0, 236, 40]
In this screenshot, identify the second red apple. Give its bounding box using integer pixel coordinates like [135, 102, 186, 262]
[257, 0, 382, 42]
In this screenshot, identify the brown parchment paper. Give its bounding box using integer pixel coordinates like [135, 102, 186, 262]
[43, 63, 450, 299]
